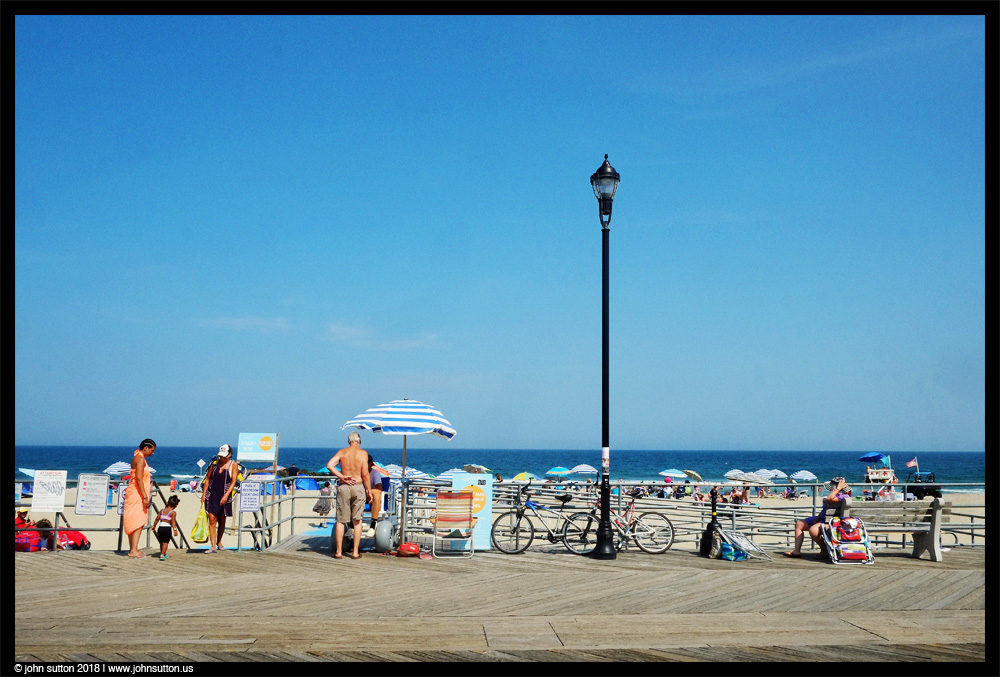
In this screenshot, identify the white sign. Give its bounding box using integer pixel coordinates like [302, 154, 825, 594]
[117, 482, 129, 516]
[197, 459, 206, 469]
[31, 470, 68, 512]
[75, 473, 110, 516]
[239, 482, 262, 512]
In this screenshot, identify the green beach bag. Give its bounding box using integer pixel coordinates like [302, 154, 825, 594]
[191, 506, 209, 543]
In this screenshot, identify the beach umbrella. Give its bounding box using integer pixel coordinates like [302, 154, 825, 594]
[659, 468, 687, 478]
[103, 461, 131, 475]
[724, 469, 746, 480]
[462, 463, 492, 474]
[512, 472, 537, 482]
[682, 469, 703, 482]
[569, 464, 598, 474]
[857, 452, 889, 464]
[754, 469, 777, 479]
[342, 398, 455, 479]
[18, 468, 36, 478]
[747, 473, 774, 485]
[790, 470, 817, 481]
[769, 469, 787, 479]
[434, 468, 463, 483]
[546, 466, 572, 476]
[383, 465, 429, 479]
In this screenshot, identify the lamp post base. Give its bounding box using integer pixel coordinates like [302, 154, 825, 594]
[589, 473, 617, 559]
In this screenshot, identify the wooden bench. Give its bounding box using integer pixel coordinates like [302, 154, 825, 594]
[844, 498, 951, 561]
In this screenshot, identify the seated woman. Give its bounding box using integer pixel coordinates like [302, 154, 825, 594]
[783, 478, 851, 558]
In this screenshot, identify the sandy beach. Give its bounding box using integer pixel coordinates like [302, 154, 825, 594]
[15, 484, 986, 552]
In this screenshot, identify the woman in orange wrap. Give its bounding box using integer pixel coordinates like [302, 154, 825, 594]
[124, 438, 157, 558]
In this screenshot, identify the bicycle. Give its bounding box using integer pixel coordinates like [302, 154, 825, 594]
[491, 480, 588, 554]
[561, 494, 675, 554]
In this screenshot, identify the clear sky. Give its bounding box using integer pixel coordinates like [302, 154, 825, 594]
[13, 14, 986, 451]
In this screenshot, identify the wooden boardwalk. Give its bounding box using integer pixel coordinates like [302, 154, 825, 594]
[12, 535, 989, 666]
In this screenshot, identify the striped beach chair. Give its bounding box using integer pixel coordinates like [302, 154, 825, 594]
[431, 491, 475, 558]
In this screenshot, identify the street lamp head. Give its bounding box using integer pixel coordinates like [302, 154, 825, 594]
[590, 154, 620, 228]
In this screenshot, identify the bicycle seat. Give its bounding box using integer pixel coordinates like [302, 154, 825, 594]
[556, 494, 573, 505]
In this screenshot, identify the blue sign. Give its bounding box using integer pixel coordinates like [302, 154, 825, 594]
[448, 472, 493, 551]
[237, 433, 279, 462]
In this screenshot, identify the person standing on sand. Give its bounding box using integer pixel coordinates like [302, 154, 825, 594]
[327, 431, 372, 560]
[124, 438, 156, 558]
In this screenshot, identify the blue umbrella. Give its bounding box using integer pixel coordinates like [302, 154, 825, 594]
[546, 466, 572, 476]
[343, 398, 455, 479]
[790, 470, 817, 481]
[660, 468, 687, 478]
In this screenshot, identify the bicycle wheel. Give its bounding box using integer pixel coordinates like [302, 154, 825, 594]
[632, 512, 674, 554]
[491, 511, 535, 554]
[562, 512, 600, 555]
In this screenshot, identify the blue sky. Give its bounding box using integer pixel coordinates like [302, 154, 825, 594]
[14, 15, 985, 451]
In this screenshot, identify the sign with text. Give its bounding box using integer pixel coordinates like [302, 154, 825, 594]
[117, 482, 129, 516]
[30, 470, 67, 512]
[237, 433, 279, 463]
[239, 482, 262, 512]
[75, 473, 110, 516]
[449, 472, 493, 551]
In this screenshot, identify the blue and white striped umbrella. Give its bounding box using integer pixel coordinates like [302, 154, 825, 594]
[343, 398, 455, 479]
[434, 468, 464, 483]
[103, 461, 132, 475]
[790, 470, 817, 481]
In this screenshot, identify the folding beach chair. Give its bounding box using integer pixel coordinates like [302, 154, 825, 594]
[431, 490, 475, 558]
[718, 528, 772, 561]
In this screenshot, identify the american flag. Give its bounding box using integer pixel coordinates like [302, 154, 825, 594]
[905, 457, 918, 468]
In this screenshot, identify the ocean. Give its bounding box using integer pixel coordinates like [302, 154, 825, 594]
[13, 446, 986, 493]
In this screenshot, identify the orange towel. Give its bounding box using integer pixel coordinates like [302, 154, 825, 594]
[123, 452, 151, 535]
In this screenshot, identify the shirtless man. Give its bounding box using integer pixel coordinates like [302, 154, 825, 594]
[327, 431, 373, 559]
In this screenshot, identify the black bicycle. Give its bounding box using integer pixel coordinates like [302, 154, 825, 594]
[490, 481, 584, 554]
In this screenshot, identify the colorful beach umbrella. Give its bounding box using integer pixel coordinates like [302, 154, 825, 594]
[659, 468, 687, 478]
[462, 463, 492, 474]
[569, 464, 598, 474]
[682, 469, 703, 482]
[546, 466, 572, 476]
[342, 398, 455, 479]
[512, 472, 537, 482]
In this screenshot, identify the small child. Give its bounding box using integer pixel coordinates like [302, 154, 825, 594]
[153, 495, 180, 560]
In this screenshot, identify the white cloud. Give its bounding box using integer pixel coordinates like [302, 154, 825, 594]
[324, 323, 442, 350]
[200, 317, 291, 332]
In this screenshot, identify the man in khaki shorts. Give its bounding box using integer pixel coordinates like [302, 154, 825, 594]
[327, 431, 373, 559]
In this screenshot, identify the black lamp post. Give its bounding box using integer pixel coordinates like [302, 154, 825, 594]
[589, 154, 620, 560]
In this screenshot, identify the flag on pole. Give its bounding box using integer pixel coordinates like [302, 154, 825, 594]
[905, 457, 918, 468]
